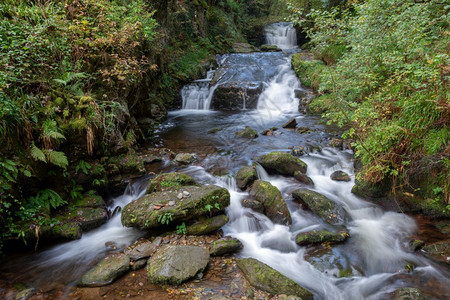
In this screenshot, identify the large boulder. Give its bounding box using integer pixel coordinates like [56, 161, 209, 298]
[236, 258, 313, 299]
[255, 152, 307, 176]
[292, 189, 349, 225]
[124, 236, 162, 261]
[236, 166, 258, 190]
[212, 83, 262, 110]
[79, 254, 130, 287]
[186, 215, 229, 235]
[147, 245, 209, 285]
[121, 185, 230, 230]
[146, 172, 199, 194]
[236, 126, 259, 139]
[296, 230, 349, 246]
[210, 237, 243, 256]
[250, 180, 291, 225]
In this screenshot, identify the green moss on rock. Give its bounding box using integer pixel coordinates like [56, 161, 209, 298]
[236, 258, 313, 299]
[186, 214, 229, 235]
[236, 126, 259, 139]
[255, 152, 307, 176]
[236, 166, 258, 190]
[146, 172, 199, 194]
[250, 180, 291, 225]
[210, 237, 243, 256]
[296, 230, 349, 246]
[79, 254, 130, 287]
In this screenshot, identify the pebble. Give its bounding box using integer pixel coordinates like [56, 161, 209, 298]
[183, 191, 191, 197]
[177, 193, 183, 200]
[168, 200, 176, 206]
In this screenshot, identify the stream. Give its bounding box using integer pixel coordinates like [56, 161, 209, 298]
[1, 22, 449, 299]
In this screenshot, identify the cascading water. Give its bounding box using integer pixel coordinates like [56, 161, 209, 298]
[0, 178, 149, 290]
[181, 68, 217, 110]
[264, 22, 298, 50]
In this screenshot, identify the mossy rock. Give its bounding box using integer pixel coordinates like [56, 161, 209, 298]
[146, 172, 199, 194]
[296, 230, 349, 246]
[392, 287, 428, 300]
[208, 127, 222, 134]
[75, 194, 105, 208]
[121, 185, 230, 230]
[250, 180, 291, 225]
[242, 199, 265, 213]
[236, 258, 313, 299]
[186, 215, 229, 235]
[124, 237, 162, 261]
[351, 178, 391, 199]
[260, 44, 282, 52]
[292, 189, 349, 225]
[174, 153, 197, 165]
[422, 241, 450, 264]
[294, 171, 314, 186]
[236, 166, 258, 190]
[237, 126, 259, 139]
[210, 237, 243, 256]
[330, 171, 351, 182]
[74, 207, 108, 231]
[147, 245, 209, 285]
[79, 254, 130, 287]
[255, 152, 307, 176]
[15, 288, 35, 300]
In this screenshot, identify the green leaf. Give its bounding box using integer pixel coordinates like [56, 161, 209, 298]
[46, 150, 68, 169]
[30, 143, 46, 162]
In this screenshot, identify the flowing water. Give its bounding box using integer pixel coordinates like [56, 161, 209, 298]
[1, 22, 449, 299]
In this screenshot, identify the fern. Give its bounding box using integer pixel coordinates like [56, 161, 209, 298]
[28, 189, 67, 213]
[30, 143, 46, 162]
[42, 119, 65, 141]
[46, 150, 68, 169]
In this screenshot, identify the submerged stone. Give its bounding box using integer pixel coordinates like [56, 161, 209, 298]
[250, 180, 291, 225]
[292, 189, 349, 225]
[79, 254, 130, 287]
[236, 258, 313, 299]
[147, 245, 209, 285]
[236, 126, 259, 139]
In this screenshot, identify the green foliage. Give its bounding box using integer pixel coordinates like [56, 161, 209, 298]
[75, 160, 92, 175]
[289, 0, 449, 199]
[176, 222, 187, 235]
[69, 180, 84, 201]
[28, 189, 67, 214]
[157, 212, 173, 226]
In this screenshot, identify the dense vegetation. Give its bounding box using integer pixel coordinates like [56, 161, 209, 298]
[289, 0, 449, 214]
[0, 0, 287, 253]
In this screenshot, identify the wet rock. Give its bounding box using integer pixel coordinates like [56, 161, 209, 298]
[131, 258, 147, 271]
[282, 118, 297, 129]
[250, 180, 291, 225]
[233, 42, 258, 53]
[15, 288, 35, 300]
[296, 127, 311, 134]
[186, 215, 229, 235]
[409, 239, 425, 251]
[329, 138, 344, 149]
[292, 189, 349, 225]
[122, 185, 230, 230]
[141, 154, 162, 164]
[236, 166, 258, 190]
[75, 207, 108, 231]
[330, 171, 351, 182]
[125, 237, 162, 261]
[210, 237, 243, 256]
[208, 127, 222, 134]
[422, 240, 450, 264]
[351, 178, 391, 198]
[296, 230, 349, 246]
[174, 153, 197, 165]
[434, 220, 450, 235]
[294, 171, 314, 186]
[236, 258, 313, 299]
[236, 126, 259, 139]
[242, 199, 265, 213]
[291, 147, 305, 157]
[255, 152, 307, 176]
[294, 89, 308, 100]
[80, 254, 130, 287]
[147, 245, 209, 285]
[213, 83, 262, 110]
[75, 194, 105, 208]
[392, 287, 428, 300]
[260, 44, 282, 52]
[146, 172, 199, 194]
[261, 129, 274, 136]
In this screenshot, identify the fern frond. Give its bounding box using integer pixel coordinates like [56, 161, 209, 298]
[46, 150, 68, 169]
[30, 143, 47, 162]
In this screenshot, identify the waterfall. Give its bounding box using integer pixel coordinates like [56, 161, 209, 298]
[264, 22, 298, 50]
[181, 80, 217, 110]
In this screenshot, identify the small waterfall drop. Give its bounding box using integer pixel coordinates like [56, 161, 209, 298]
[181, 68, 217, 110]
[264, 22, 298, 49]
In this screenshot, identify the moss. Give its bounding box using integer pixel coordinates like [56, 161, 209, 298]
[236, 126, 258, 139]
[307, 94, 333, 115]
[250, 180, 291, 225]
[147, 172, 199, 194]
[296, 230, 349, 246]
[186, 214, 229, 235]
[256, 152, 307, 176]
[236, 258, 313, 299]
[291, 53, 327, 91]
[235, 166, 258, 190]
[68, 118, 87, 130]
